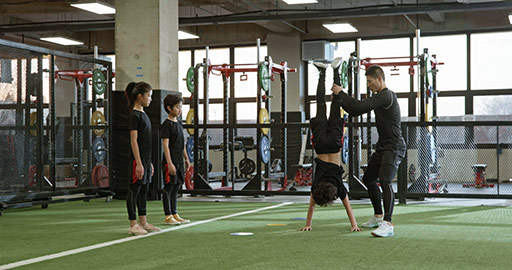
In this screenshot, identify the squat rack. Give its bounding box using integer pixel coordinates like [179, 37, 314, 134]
[345, 41, 442, 197]
[186, 41, 296, 193]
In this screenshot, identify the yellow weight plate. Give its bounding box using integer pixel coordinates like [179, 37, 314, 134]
[186, 109, 195, 135]
[91, 110, 106, 137]
[258, 108, 270, 135]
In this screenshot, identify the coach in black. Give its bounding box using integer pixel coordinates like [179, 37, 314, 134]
[331, 65, 406, 237]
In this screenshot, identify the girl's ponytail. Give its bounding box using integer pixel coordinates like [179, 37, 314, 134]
[124, 82, 137, 110]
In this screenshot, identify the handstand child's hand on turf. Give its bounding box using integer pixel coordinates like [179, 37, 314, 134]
[298, 226, 312, 231]
[351, 226, 362, 232]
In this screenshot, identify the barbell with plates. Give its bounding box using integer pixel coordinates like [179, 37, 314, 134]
[92, 69, 106, 95]
[92, 137, 106, 162]
[258, 63, 271, 91]
[92, 164, 109, 187]
[258, 108, 270, 135]
[260, 135, 271, 164]
[91, 110, 106, 137]
[186, 137, 194, 163]
[238, 157, 256, 176]
[186, 67, 195, 93]
[340, 61, 349, 88]
[186, 109, 195, 135]
[29, 111, 37, 136]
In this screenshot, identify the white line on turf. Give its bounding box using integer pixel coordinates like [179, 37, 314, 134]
[0, 202, 293, 270]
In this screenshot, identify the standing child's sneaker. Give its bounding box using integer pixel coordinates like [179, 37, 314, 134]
[128, 224, 148, 236]
[371, 221, 394, 237]
[173, 214, 190, 224]
[141, 223, 161, 233]
[361, 215, 383, 228]
[165, 215, 181, 225]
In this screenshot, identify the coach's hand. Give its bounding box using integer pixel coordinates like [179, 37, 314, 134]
[331, 83, 343, 95]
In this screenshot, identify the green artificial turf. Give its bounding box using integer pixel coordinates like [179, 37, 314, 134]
[1, 199, 511, 269]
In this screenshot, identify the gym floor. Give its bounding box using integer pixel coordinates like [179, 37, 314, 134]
[1, 196, 511, 270]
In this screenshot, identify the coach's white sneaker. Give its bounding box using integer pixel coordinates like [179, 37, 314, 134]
[361, 215, 383, 228]
[371, 221, 394, 237]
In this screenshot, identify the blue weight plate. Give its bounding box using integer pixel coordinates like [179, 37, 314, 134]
[260, 136, 270, 164]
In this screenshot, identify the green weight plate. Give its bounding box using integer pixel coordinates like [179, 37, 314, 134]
[186, 67, 195, 93]
[92, 69, 106, 95]
[258, 64, 270, 92]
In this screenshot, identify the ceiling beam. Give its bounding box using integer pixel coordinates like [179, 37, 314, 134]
[179, 1, 512, 26]
[0, 20, 114, 33]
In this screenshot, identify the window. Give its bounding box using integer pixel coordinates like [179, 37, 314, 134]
[437, 97, 465, 117]
[415, 34, 467, 91]
[194, 48, 230, 99]
[360, 38, 411, 93]
[397, 98, 409, 117]
[471, 31, 512, 90]
[179, 50, 191, 98]
[308, 41, 355, 96]
[236, 102, 257, 122]
[474, 95, 512, 115]
[234, 46, 268, 98]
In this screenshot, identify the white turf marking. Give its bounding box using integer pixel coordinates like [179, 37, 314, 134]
[0, 202, 293, 270]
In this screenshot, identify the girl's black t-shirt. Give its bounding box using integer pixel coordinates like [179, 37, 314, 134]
[128, 110, 152, 161]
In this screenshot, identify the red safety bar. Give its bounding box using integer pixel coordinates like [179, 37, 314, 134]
[209, 62, 296, 79]
[55, 69, 115, 83]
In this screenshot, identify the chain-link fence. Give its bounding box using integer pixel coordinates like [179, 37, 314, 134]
[0, 39, 112, 208]
[404, 122, 512, 198]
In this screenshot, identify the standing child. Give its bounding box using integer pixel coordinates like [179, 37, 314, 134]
[298, 58, 361, 232]
[161, 94, 191, 225]
[125, 81, 161, 235]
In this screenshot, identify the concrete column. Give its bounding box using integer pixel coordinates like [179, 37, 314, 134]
[267, 32, 304, 112]
[115, 0, 178, 91]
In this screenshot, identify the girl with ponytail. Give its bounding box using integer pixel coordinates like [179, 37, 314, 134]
[124, 81, 161, 235]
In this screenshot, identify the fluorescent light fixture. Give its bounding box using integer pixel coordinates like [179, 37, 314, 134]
[178, 30, 199, 40]
[322, 23, 358, 33]
[282, 0, 317, 4]
[509, 14, 512, 24]
[40, 37, 84, 46]
[70, 3, 115, 14]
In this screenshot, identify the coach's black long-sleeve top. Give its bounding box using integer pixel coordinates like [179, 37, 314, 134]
[335, 88, 406, 152]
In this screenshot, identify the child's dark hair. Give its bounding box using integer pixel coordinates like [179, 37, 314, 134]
[124, 81, 152, 110]
[163, 94, 183, 113]
[311, 181, 338, 207]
